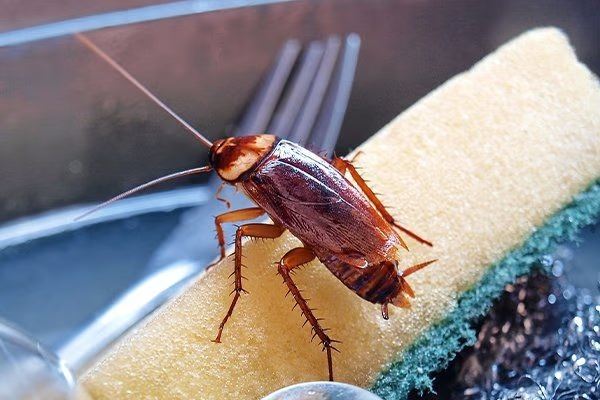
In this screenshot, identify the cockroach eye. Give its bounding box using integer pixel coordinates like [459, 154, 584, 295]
[209, 139, 226, 168]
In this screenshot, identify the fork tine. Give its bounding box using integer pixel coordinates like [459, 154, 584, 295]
[268, 41, 325, 138]
[288, 36, 341, 146]
[233, 33, 359, 152]
[308, 33, 361, 157]
[234, 39, 301, 135]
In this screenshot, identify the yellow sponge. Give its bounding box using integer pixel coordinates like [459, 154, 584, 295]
[81, 28, 600, 399]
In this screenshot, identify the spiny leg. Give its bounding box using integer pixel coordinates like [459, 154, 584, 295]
[277, 247, 339, 381]
[332, 156, 433, 248]
[213, 223, 285, 343]
[214, 207, 266, 260]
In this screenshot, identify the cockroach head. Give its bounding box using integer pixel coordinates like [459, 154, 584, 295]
[209, 134, 278, 182]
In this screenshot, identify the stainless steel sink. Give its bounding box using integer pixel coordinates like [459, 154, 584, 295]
[0, 0, 598, 375]
[0, 188, 210, 348]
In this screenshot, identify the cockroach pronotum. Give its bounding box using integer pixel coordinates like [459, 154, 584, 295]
[75, 33, 436, 381]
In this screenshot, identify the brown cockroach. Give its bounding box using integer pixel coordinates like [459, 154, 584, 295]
[75, 33, 435, 381]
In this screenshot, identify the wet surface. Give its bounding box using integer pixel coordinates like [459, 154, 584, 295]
[413, 222, 600, 399]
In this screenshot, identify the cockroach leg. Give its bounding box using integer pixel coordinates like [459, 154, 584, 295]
[214, 207, 266, 260]
[278, 247, 316, 271]
[348, 150, 364, 163]
[332, 156, 433, 248]
[277, 247, 338, 381]
[215, 182, 231, 209]
[213, 222, 285, 343]
[330, 151, 363, 174]
[330, 156, 347, 175]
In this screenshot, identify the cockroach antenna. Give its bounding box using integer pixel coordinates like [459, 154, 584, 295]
[74, 33, 213, 148]
[73, 33, 214, 221]
[74, 166, 212, 221]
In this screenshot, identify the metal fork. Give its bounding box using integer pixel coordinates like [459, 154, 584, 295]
[58, 34, 361, 372]
[147, 33, 360, 271]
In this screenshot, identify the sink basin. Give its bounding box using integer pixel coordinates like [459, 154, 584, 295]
[0, 0, 598, 378]
[0, 188, 209, 349]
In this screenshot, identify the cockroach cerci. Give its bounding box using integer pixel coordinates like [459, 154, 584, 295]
[75, 33, 436, 381]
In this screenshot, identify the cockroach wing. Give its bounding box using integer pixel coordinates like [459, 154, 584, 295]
[242, 140, 400, 263]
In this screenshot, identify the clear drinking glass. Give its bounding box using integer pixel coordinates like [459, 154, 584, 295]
[0, 318, 89, 400]
[263, 381, 383, 400]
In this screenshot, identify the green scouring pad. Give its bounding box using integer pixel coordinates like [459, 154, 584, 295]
[81, 28, 600, 399]
[371, 181, 600, 398]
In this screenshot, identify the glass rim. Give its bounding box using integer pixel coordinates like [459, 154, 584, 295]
[0, 317, 76, 389]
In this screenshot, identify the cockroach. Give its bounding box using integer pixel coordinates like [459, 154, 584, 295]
[75, 33, 435, 381]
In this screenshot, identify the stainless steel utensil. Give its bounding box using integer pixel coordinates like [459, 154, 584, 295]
[263, 381, 383, 400]
[0, 318, 84, 400]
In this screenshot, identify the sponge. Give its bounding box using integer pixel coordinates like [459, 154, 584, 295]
[81, 28, 600, 399]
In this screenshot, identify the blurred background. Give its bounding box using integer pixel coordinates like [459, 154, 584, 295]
[0, 0, 599, 397]
[2, 0, 599, 222]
